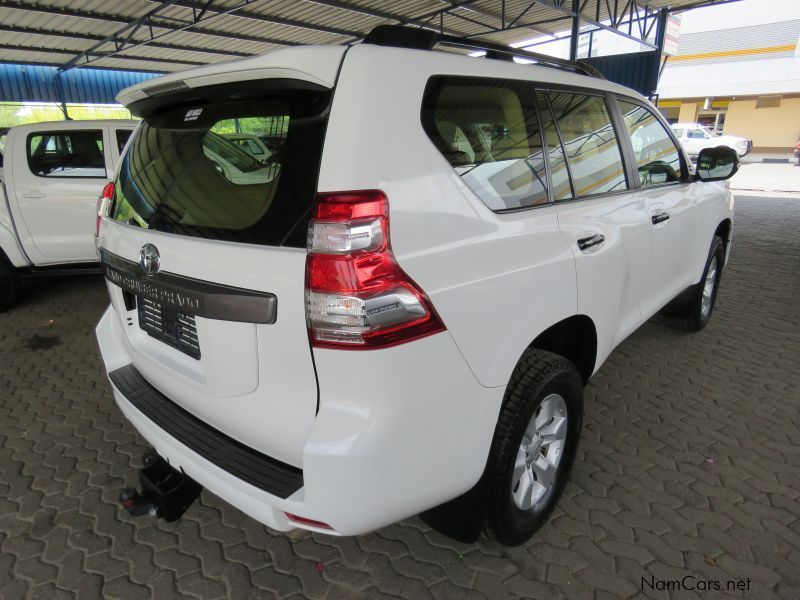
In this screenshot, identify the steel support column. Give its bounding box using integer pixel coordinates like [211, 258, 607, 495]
[569, 0, 580, 61]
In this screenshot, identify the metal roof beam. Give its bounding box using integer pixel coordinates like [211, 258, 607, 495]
[0, 43, 203, 66]
[161, 0, 361, 38]
[0, 24, 253, 58]
[61, 0, 183, 70]
[433, 1, 557, 38]
[526, 0, 659, 48]
[0, 1, 299, 51]
[0, 58, 164, 74]
[300, 0, 473, 37]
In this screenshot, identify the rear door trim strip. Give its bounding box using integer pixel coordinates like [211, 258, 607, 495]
[100, 248, 277, 324]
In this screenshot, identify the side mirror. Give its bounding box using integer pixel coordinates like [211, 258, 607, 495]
[695, 146, 739, 181]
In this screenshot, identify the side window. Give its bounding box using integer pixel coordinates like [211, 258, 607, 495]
[672, 127, 685, 138]
[535, 92, 574, 201]
[545, 91, 628, 197]
[116, 129, 133, 154]
[687, 128, 706, 139]
[421, 76, 548, 211]
[618, 100, 685, 187]
[27, 130, 105, 178]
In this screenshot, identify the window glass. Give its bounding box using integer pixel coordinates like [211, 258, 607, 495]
[687, 128, 706, 139]
[546, 92, 628, 197]
[27, 130, 105, 177]
[421, 77, 548, 211]
[671, 127, 685, 138]
[112, 92, 328, 247]
[619, 100, 685, 187]
[535, 92, 573, 201]
[116, 129, 133, 154]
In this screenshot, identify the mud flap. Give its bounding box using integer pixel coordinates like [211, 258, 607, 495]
[419, 468, 490, 543]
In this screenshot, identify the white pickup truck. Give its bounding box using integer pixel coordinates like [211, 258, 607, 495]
[0, 120, 137, 310]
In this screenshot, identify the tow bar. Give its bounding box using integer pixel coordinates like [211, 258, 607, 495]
[119, 448, 202, 522]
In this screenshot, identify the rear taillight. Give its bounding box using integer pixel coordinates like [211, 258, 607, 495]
[305, 190, 445, 349]
[96, 181, 115, 239]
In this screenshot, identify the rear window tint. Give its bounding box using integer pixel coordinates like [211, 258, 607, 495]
[112, 92, 328, 247]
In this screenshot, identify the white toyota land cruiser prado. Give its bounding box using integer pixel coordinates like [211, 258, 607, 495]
[95, 26, 737, 546]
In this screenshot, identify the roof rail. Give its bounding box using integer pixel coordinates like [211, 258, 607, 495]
[362, 25, 604, 80]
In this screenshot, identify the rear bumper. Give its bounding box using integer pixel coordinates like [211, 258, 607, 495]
[96, 305, 504, 535]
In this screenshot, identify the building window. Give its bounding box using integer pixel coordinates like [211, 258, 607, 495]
[755, 95, 782, 109]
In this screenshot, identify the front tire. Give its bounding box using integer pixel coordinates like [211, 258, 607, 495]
[0, 255, 20, 312]
[665, 235, 724, 332]
[485, 349, 583, 546]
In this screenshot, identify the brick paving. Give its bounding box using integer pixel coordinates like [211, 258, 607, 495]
[1, 195, 798, 599]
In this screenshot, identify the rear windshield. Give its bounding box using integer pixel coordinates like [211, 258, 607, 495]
[112, 89, 330, 247]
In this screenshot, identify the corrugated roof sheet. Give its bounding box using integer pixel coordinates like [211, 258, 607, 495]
[0, 63, 157, 103]
[0, 0, 723, 73]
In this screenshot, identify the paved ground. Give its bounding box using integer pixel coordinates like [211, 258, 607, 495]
[731, 163, 800, 195]
[1, 195, 798, 600]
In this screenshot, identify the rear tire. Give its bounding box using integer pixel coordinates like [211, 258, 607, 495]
[665, 235, 724, 332]
[0, 255, 20, 312]
[485, 349, 583, 546]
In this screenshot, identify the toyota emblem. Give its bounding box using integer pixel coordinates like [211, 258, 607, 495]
[139, 243, 161, 276]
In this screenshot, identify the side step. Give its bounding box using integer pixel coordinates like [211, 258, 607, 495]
[119, 449, 202, 522]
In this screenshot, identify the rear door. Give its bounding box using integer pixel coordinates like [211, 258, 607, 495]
[543, 89, 653, 359]
[13, 127, 110, 262]
[98, 84, 331, 467]
[615, 98, 697, 317]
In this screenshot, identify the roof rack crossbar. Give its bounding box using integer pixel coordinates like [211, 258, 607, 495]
[362, 25, 604, 80]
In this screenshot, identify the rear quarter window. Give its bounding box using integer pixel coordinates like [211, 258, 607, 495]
[421, 76, 548, 211]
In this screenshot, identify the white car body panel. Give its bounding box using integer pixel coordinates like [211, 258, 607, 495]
[95, 42, 735, 536]
[97, 221, 318, 468]
[97, 304, 503, 535]
[2, 120, 136, 265]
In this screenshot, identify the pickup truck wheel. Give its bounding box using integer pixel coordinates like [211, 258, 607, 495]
[667, 235, 724, 332]
[485, 349, 583, 546]
[0, 257, 20, 312]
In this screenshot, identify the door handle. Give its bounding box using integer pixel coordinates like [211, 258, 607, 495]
[21, 191, 46, 199]
[577, 233, 606, 251]
[652, 211, 670, 225]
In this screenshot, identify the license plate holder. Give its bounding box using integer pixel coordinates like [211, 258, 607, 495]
[137, 296, 201, 360]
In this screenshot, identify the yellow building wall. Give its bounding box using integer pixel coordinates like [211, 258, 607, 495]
[724, 97, 800, 150]
[678, 102, 699, 123]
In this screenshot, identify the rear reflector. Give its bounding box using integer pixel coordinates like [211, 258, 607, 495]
[305, 190, 445, 349]
[286, 513, 333, 530]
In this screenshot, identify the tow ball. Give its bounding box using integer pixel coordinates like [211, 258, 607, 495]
[119, 449, 202, 522]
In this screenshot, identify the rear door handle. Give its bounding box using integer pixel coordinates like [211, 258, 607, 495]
[21, 191, 46, 199]
[577, 233, 605, 251]
[652, 211, 670, 225]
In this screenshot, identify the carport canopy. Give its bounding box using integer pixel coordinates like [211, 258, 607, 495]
[0, 0, 742, 77]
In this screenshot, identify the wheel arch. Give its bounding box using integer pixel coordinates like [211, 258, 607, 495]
[714, 218, 732, 266]
[527, 314, 597, 384]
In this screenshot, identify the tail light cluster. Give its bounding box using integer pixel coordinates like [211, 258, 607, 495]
[305, 190, 445, 349]
[96, 181, 116, 239]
